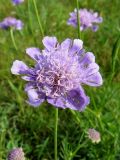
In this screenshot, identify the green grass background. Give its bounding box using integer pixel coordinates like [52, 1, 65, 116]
[0, 0, 120, 159]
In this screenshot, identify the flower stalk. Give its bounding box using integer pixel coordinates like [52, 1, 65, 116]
[32, 0, 44, 37]
[54, 108, 58, 160]
[10, 28, 18, 51]
[76, 0, 81, 39]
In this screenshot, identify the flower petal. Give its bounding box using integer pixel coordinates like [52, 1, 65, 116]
[25, 83, 36, 91]
[42, 36, 58, 51]
[26, 88, 45, 107]
[27, 99, 43, 107]
[11, 60, 28, 75]
[16, 20, 24, 30]
[26, 47, 41, 61]
[61, 39, 72, 50]
[82, 72, 103, 86]
[80, 52, 95, 64]
[48, 87, 89, 111]
[92, 25, 98, 32]
[84, 63, 99, 76]
[47, 97, 66, 109]
[21, 76, 35, 81]
[80, 61, 103, 86]
[66, 87, 90, 111]
[96, 17, 103, 23]
[70, 39, 83, 54]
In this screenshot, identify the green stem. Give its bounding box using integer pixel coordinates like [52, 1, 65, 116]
[54, 108, 58, 160]
[32, 0, 44, 37]
[76, 0, 81, 39]
[28, 0, 34, 35]
[28, 0, 38, 45]
[10, 28, 18, 51]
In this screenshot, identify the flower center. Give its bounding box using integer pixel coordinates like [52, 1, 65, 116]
[36, 69, 74, 98]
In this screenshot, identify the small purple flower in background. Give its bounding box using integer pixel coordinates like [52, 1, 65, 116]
[67, 8, 103, 31]
[0, 17, 23, 30]
[8, 148, 25, 160]
[88, 128, 101, 143]
[11, 36, 102, 111]
[12, 0, 24, 5]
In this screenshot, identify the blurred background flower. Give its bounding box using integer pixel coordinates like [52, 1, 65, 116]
[0, 17, 23, 30]
[67, 8, 103, 31]
[12, 0, 24, 5]
[7, 148, 25, 160]
[88, 128, 101, 143]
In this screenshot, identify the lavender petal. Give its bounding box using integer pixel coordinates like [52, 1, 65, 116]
[66, 87, 90, 111]
[26, 88, 45, 107]
[42, 36, 58, 51]
[26, 47, 41, 61]
[11, 60, 28, 75]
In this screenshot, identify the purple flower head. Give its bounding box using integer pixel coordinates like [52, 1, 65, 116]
[11, 36, 103, 111]
[67, 8, 103, 31]
[8, 148, 25, 160]
[12, 0, 24, 5]
[0, 17, 23, 30]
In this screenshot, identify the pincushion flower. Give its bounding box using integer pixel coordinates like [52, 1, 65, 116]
[8, 148, 25, 160]
[11, 36, 102, 111]
[67, 8, 103, 31]
[0, 17, 23, 30]
[12, 0, 24, 5]
[88, 128, 101, 143]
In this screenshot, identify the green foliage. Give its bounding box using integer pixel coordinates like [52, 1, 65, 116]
[0, 0, 120, 159]
[111, 35, 120, 79]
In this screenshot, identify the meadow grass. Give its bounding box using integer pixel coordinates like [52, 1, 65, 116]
[0, 0, 120, 159]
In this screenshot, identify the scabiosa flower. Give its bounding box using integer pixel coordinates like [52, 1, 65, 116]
[88, 128, 101, 143]
[0, 17, 23, 30]
[12, 0, 24, 5]
[67, 8, 103, 31]
[8, 148, 25, 160]
[11, 36, 102, 111]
